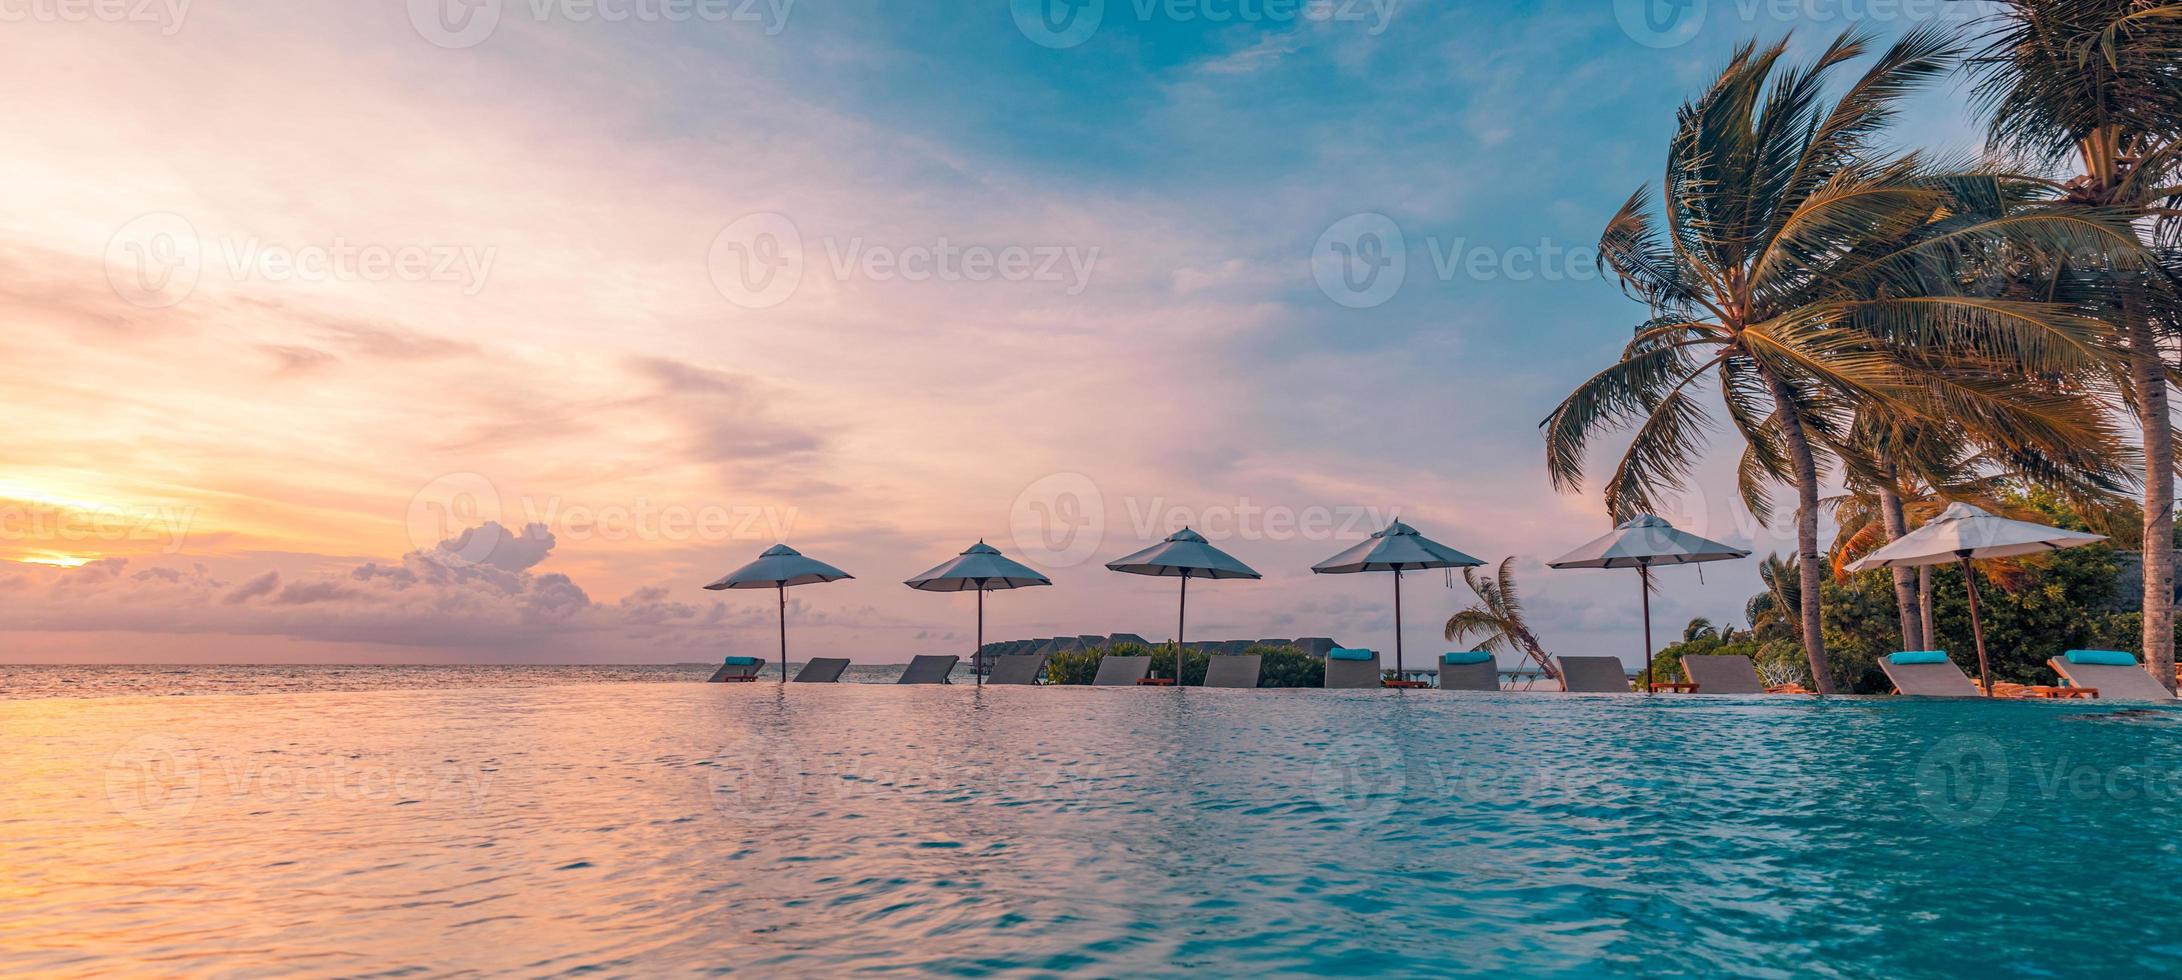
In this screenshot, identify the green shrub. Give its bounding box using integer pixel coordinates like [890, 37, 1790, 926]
[1253, 644, 1324, 688]
[1145, 645, 1212, 684]
[1043, 642, 1156, 685]
[1040, 642, 1325, 687]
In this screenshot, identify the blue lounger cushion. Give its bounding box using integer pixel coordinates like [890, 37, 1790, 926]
[723, 656, 760, 666]
[1889, 651, 1950, 665]
[1441, 651, 1493, 665]
[2066, 649, 2139, 667]
[1327, 648, 1375, 661]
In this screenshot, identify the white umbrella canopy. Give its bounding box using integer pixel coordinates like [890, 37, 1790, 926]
[706, 544, 855, 589]
[705, 544, 854, 682]
[1313, 521, 1484, 680]
[1845, 502, 2106, 570]
[1547, 514, 1751, 568]
[1846, 502, 2108, 696]
[905, 541, 1052, 686]
[1106, 528, 1261, 683]
[1548, 515, 1749, 692]
[1107, 527, 1263, 579]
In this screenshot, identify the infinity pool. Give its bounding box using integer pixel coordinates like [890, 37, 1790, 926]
[6, 683, 2179, 975]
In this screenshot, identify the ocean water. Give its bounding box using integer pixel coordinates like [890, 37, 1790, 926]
[0, 663, 919, 699]
[6, 680, 2181, 976]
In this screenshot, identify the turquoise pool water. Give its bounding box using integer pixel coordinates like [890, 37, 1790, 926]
[7, 683, 2180, 975]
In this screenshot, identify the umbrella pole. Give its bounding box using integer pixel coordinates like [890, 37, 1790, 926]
[1961, 555, 1993, 697]
[1177, 572, 1188, 686]
[1639, 564, 1654, 693]
[1393, 569, 1404, 682]
[976, 587, 985, 688]
[777, 583, 788, 684]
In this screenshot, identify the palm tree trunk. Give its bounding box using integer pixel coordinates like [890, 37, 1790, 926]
[1875, 457, 1923, 652]
[1918, 565, 1935, 653]
[1767, 375, 1834, 694]
[2130, 308, 2178, 694]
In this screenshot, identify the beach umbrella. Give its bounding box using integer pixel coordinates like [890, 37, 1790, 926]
[905, 540, 1052, 686]
[1548, 515, 1749, 692]
[1106, 528, 1261, 683]
[1846, 502, 2105, 696]
[704, 544, 853, 683]
[1312, 520, 1484, 680]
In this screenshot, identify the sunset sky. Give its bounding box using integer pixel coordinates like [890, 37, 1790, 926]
[1, 0, 1993, 663]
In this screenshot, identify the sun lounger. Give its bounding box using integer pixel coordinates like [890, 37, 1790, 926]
[2048, 650, 2177, 701]
[1680, 654, 1766, 694]
[1436, 653, 1500, 692]
[896, 655, 958, 684]
[986, 654, 1047, 685]
[1092, 655, 1152, 686]
[708, 657, 766, 682]
[1877, 651, 1979, 697]
[1324, 649, 1381, 689]
[1203, 655, 1262, 688]
[1556, 656, 1632, 693]
[792, 657, 849, 683]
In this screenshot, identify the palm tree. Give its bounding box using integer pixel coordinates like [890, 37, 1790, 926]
[1682, 617, 1721, 644]
[1967, 0, 2182, 692]
[1444, 557, 1559, 682]
[1747, 553, 1802, 647]
[1544, 29, 2142, 693]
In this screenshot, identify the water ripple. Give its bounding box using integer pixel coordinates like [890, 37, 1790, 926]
[4, 685, 2179, 975]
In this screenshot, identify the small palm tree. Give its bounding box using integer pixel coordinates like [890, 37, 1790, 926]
[1544, 29, 2141, 693]
[1746, 554, 1803, 649]
[1444, 557, 1558, 682]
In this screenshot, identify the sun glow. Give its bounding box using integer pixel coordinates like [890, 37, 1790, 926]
[17, 553, 92, 568]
